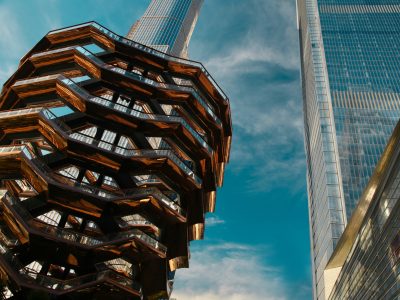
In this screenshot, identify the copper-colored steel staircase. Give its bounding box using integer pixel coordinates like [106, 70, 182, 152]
[0, 22, 231, 300]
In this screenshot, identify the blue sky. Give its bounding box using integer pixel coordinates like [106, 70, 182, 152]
[0, 0, 311, 299]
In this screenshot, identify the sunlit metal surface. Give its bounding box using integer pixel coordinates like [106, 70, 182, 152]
[0, 20, 231, 299]
[326, 119, 400, 299]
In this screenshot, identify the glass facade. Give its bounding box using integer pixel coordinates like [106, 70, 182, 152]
[126, 0, 203, 58]
[297, 0, 400, 298]
[329, 133, 400, 299]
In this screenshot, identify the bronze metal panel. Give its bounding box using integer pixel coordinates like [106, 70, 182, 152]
[0, 21, 232, 298]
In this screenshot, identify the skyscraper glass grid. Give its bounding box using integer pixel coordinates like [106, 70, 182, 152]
[297, 0, 400, 298]
[127, 0, 203, 58]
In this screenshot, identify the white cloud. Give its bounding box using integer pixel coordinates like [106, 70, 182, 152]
[205, 215, 225, 227]
[0, 1, 62, 86]
[191, 0, 305, 192]
[0, 3, 26, 85]
[205, 43, 294, 79]
[0, 63, 16, 86]
[201, 0, 299, 77]
[172, 243, 287, 300]
[41, 4, 62, 30]
[0, 5, 26, 58]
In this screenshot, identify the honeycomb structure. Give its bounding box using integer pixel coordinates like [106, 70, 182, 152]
[0, 22, 232, 299]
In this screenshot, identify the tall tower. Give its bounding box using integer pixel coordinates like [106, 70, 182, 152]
[0, 1, 232, 300]
[127, 0, 204, 58]
[297, 0, 400, 299]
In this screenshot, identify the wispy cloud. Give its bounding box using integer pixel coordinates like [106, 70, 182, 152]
[205, 215, 225, 227]
[0, 3, 27, 85]
[41, 2, 62, 30]
[0, 64, 16, 87]
[192, 0, 304, 192]
[172, 243, 287, 300]
[0, 4, 26, 57]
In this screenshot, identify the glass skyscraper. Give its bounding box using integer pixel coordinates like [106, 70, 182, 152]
[297, 0, 400, 298]
[127, 0, 204, 58]
[327, 118, 400, 298]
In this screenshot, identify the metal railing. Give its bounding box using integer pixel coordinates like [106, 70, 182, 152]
[47, 21, 229, 105]
[133, 175, 163, 186]
[28, 45, 222, 127]
[10, 72, 213, 155]
[118, 215, 153, 227]
[41, 107, 202, 185]
[103, 258, 134, 279]
[28, 141, 186, 215]
[0, 247, 142, 295]
[12, 74, 59, 87]
[3, 192, 167, 254]
[0, 144, 185, 218]
[76, 46, 222, 126]
[0, 145, 23, 154]
[54, 170, 185, 215]
[0, 107, 42, 118]
[60, 75, 213, 153]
